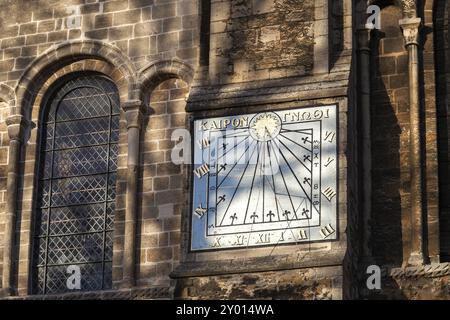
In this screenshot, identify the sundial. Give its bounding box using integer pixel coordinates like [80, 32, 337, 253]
[191, 105, 338, 251]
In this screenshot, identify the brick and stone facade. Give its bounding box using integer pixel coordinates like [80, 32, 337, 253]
[0, 0, 449, 300]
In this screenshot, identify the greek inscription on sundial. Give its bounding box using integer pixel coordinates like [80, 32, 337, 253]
[191, 105, 338, 251]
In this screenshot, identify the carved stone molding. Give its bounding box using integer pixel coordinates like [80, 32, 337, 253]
[390, 263, 450, 279]
[1, 286, 171, 300]
[400, 0, 417, 18]
[399, 17, 421, 46]
[122, 100, 145, 130]
[5, 114, 28, 142]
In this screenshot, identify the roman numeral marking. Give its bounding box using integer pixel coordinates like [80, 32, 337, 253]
[194, 205, 207, 219]
[324, 157, 335, 167]
[212, 236, 223, 247]
[298, 230, 308, 240]
[198, 138, 210, 149]
[233, 235, 245, 246]
[324, 131, 336, 143]
[256, 233, 271, 244]
[193, 164, 210, 178]
[320, 224, 336, 239]
[322, 186, 336, 201]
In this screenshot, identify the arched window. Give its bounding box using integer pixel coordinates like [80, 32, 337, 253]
[32, 74, 120, 295]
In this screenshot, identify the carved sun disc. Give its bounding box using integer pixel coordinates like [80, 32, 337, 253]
[249, 112, 282, 142]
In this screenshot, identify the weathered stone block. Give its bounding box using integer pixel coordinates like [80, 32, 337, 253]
[37, 20, 55, 33]
[152, 3, 176, 19]
[135, 21, 162, 36]
[163, 216, 181, 231]
[104, 0, 128, 13]
[156, 162, 181, 176]
[252, 0, 275, 14]
[177, 1, 197, 16]
[129, 37, 150, 57]
[211, 2, 230, 21]
[48, 30, 68, 42]
[157, 32, 178, 52]
[81, 2, 101, 14]
[85, 29, 108, 40]
[2, 36, 25, 48]
[163, 17, 182, 32]
[129, 0, 154, 9]
[19, 22, 37, 36]
[0, 60, 14, 73]
[182, 14, 197, 29]
[382, 38, 405, 54]
[146, 247, 173, 262]
[95, 14, 113, 29]
[14, 57, 34, 70]
[141, 234, 159, 248]
[109, 26, 133, 40]
[113, 9, 141, 26]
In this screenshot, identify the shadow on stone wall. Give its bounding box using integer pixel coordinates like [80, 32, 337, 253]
[434, 0, 450, 262]
[369, 6, 405, 268]
[330, 0, 344, 70]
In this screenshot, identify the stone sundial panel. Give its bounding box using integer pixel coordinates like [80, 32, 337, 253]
[191, 105, 338, 251]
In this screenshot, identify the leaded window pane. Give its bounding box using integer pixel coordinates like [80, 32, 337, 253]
[32, 75, 119, 295]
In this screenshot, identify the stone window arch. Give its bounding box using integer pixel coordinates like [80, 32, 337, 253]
[31, 73, 120, 294]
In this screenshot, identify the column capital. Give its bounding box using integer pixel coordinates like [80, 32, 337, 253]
[356, 27, 372, 53]
[399, 17, 421, 46]
[5, 114, 28, 142]
[122, 100, 145, 130]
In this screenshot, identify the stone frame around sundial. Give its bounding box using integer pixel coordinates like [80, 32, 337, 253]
[190, 104, 339, 252]
[172, 96, 349, 279]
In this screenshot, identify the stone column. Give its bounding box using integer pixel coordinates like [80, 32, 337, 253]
[356, 27, 372, 260]
[399, 17, 425, 266]
[121, 100, 144, 287]
[2, 114, 27, 296]
[313, 0, 330, 74]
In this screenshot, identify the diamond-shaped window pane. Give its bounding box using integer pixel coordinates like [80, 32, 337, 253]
[48, 203, 109, 236]
[33, 75, 119, 295]
[54, 117, 110, 149]
[47, 232, 105, 265]
[51, 175, 108, 207]
[52, 145, 109, 178]
[56, 87, 111, 121]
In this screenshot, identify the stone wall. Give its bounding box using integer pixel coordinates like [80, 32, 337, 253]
[0, 0, 200, 296]
[360, 0, 445, 299]
[368, 0, 440, 269]
[1, 0, 448, 301]
[0, 99, 9, 287]
[0, 0, 199, 89]
[435, 0, 450, 262]
[0, 0, 357, 299]
[208, 0, 315, 84]
[370, 5, 410, 267]
[175, 266, 343, 300]
[135, 78, 189, 288]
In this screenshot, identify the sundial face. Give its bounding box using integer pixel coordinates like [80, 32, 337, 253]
[191, 105, 338, 251]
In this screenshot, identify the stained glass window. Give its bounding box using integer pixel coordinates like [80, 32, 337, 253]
[32, 75, 120, 295]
